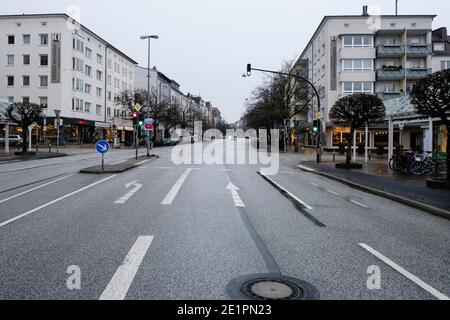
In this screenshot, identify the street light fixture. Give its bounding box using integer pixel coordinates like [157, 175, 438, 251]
[140, 34, 159, 157]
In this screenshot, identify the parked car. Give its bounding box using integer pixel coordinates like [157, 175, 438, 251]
[0, 134, 23, 146]
[163, 137, 179, 146]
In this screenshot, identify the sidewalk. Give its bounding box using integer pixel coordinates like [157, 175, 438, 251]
[299, 158, 450, 219]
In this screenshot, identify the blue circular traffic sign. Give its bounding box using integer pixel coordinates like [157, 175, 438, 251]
[96, 140, 110, 154]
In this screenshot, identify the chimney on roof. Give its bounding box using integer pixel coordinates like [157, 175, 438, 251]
[362, 5, 369, 16]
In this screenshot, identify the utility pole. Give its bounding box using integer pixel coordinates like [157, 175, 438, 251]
[54, 109, 61, 154]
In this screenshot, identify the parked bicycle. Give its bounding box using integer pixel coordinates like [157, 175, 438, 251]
[390, 151, 447, 176]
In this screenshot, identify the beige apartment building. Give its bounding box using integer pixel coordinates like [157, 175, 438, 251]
[292, 7, 437, 149]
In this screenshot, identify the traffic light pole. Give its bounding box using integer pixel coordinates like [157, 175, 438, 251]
[247, 66, 322, 163]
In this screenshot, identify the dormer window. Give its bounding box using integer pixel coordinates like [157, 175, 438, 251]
[434, 43, 445, 51]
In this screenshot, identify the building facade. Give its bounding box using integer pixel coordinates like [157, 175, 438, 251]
[292, 8, 436, 149]
[0, 14, 137, 144]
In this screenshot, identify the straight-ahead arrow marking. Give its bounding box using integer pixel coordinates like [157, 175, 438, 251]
[227, 182, 245, 207]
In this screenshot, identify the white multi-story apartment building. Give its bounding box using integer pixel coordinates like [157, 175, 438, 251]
[292, 7, 436, 148]
[432, 27, 450, 72]
[0, 14, 137, 144]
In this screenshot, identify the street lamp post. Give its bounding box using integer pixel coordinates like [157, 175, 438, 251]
[140, 35, 159, 157]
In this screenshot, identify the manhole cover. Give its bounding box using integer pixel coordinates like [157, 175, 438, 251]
[226, 274, 319, 300]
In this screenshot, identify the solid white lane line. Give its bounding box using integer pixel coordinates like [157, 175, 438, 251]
[0, 175, 117, 228]
[298, 165, 316, 172]
[350, 199, 369, 208]
[111, 160, 126, 165]
[136, 159, 150, 166]
[260, 172, 313, 210]
[115, 181, 143, 204]
[359, 243, 449, 300]
[0, 175, 74, 204]
[161, 168, 193, 205]
[327, 190, 340, 196]
[100, 236, 154, 300]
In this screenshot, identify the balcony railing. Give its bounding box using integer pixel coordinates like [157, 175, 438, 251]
[406, 68, 432, 80]
[406, 44, 432, 56]
[376, 67, 405, 80]
[377, 44, 405, 57]
[376, 92, 404, 101]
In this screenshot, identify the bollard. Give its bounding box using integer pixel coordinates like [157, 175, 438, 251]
[333, 151, 336, 162]
[48, 143, 52, 153]
[369, 150, 371, 161]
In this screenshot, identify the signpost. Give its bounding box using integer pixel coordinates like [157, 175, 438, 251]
[96, 140, 110, 172]
[54, 109, 61, 154]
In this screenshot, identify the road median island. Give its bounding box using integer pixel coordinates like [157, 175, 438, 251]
[80, 155, 159, 174]
[297, 162, 450, 220]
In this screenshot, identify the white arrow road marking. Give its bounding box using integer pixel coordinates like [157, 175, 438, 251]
[161, 168, 193, 205]
[115, 181, 143, 204]
[0, 175, 74, 204]
[0, 175, 117, 228]
[226, 182, 245, 207]
[359, 243, 449, 300]
[100, 236, 154, 300]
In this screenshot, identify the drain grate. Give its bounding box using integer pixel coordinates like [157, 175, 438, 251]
[227, 274, 319, 301]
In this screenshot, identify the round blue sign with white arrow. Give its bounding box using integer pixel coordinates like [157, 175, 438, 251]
[95, 140, 110, 154]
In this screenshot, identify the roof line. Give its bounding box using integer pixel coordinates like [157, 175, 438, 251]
[0, 13, 138, 64]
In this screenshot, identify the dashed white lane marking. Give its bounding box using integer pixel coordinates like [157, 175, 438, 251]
[311, 182, 320, 187]
[111, 160, 126, 165]
[298, 165, 316, 172]
[0, 175, 117, 228]
[350, 199, 369, 208]
[226, 182, 245, 207]
[161, 168, 193, 205]
[0, 175, 74, 204]
[327, 189, 340, 196]
[259, 172, 313, 210]
[115, 181, 143, 204]
[154, 167, 173, 170]
[100, 236, 154, 300]
[359, 243, 449, 300]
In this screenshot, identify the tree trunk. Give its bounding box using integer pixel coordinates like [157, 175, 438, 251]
[346, 129, 354, 165]
[22, 124, 28, 153]
[446, 125, 450, 182]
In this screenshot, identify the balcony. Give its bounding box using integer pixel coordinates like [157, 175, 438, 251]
[376, 66, 405, 80]
[377, 44, 405, 57]
[406, 68, 431, 80]
[376, 92, 404, 101]
[406, 44, 432, 57]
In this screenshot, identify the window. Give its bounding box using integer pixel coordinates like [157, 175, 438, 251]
[85, 83, 92, 94]
[39, 97, 48, 108]
[39, 34, 48, 45]
[7, 35, 15, 44]
[7, 55, 14, 66]
[7, 76, 14, 86]
[40, 55, 48, 66]
[96, 87, 102, 97]
[85, 65, 92, 77]
[441, 61, 450, 70]
[22, 97, 30, 104]
[129, 71, 133, 80]
[107, 107, 111, 116]
[342, 82, 373, 94]
[85, 47, 92, 59]
[342, 35, 373, 48]
[72, 98, 84, 111]
[434, 43, 445, 51]
[96, 105, 102, 115]
[96, 70, 103, 81]
[97, 54, 103, 64]
[108, 59, 112, 69]
[73, 38, 84, 52]
[23, 54, 30, 65]
[8, 97, 14, 103]
[72, 58, 85, 72]
[39, 75, 48, 87]
[342, 59, 373, 71]
[108, 91, 112, 101]
[22, 76, 30, 86]
[107, 75, 112, 85]
[84, 102, 91, 113]
[72, 78, 84, 92]
[23, 34, 31, 45]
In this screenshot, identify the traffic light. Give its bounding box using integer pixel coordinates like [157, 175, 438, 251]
[138, 120, 144, 127]
[313, 120, 319, 133]
[246, 64, 252, 76]
[132, 111, 139, 125]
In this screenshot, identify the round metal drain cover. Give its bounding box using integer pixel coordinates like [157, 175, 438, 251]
[226, 274, 319, 300]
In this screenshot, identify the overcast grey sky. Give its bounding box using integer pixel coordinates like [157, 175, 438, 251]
[4, 0, 449, 122]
